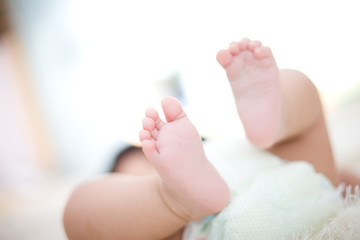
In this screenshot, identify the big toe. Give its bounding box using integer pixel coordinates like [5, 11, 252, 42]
[161, 97, 186, 122]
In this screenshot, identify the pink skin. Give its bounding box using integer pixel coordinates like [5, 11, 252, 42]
[137, 39, 282, 221]
[216, 38, 282, 148]
[139, 97, 230, 221]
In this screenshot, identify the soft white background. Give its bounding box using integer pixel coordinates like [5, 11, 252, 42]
[7, 0, 360, 175]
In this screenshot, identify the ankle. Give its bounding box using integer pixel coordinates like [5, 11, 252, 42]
[156, 179, 207, 222]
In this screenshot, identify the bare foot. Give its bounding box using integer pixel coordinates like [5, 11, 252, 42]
[216, 38, 282, 148]
[139, 97, 230, 221]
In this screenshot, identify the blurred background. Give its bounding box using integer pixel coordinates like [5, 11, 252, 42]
[1, 0, 359, 239]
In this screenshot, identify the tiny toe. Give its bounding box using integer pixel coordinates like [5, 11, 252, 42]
[253, 46, 272, 59]
[139, 129, 151, 142]
[248, 40, 262, 51]
[145, 108, 159, 120]
[161, 96, 186, 122]
[216, 49, 232, 67]
[238, 38, 250, 50]
[142, 117, 155, 131]
[228, 42, 239, 55]
[146, 108, 165, 130]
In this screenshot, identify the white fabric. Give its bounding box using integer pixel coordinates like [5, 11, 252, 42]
[183, 138, 344, 240]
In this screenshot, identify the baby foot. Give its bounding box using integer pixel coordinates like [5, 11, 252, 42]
[139, 97, 230, 221]
[216, 38, 282, 148]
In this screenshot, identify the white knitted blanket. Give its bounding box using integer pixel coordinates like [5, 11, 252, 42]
[183, 139, 360, 240]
